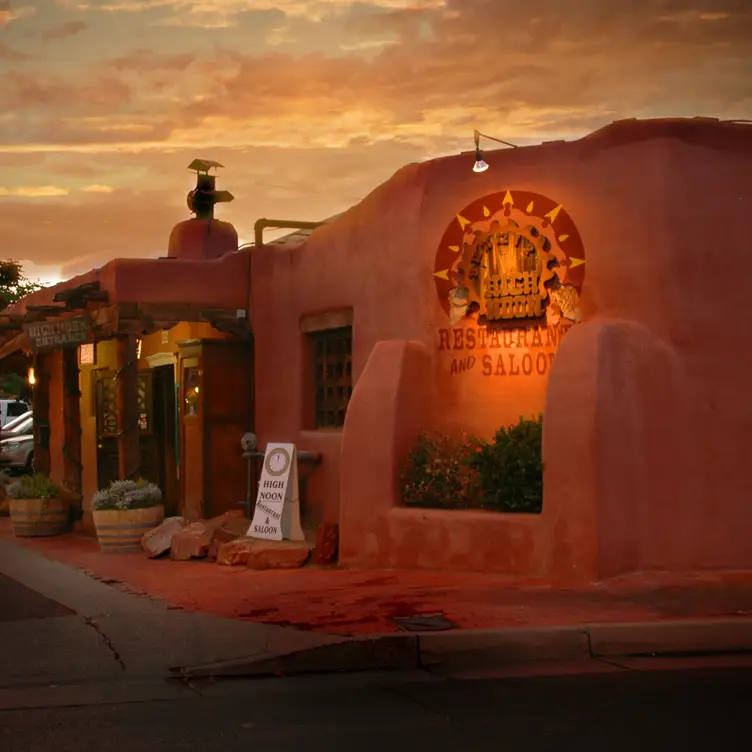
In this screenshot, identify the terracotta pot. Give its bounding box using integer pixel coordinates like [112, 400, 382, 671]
[10, 497, 69, 537]
[93, 505, 165, 553]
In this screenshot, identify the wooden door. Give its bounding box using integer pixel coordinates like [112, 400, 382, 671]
[95, 370, 157, 490]
[152, 364, 179, 516]
[202, 339, 254, 517]
[95, 371, 119, 490]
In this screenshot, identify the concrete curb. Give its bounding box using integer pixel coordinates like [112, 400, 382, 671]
[174, 634, 419, 679]
[172, 617, 752, 680]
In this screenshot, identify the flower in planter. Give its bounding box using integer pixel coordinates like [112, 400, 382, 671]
[7, 473, 59, 501]
[92, 479, 162, 511]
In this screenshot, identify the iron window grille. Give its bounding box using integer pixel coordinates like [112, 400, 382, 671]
[312, 327, 353, 429]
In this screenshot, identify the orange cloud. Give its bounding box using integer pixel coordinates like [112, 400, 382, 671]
[0, 1, 35, 27]
[0, 185, 70, 197]
[42, 19, 88, 40]
[2, 0, 750, 279]
[0, 41, 35, 60]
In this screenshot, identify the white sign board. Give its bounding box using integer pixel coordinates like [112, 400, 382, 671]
[248, 443, 305, 542]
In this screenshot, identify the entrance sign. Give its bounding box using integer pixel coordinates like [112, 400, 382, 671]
[23, 315, 94, 353]
[249, 443, 305, 542]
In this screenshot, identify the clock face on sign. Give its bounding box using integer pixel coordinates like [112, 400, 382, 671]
[265, 447, 291, 477]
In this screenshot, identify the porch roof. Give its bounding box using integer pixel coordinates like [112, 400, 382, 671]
[0, 250, 251, 359]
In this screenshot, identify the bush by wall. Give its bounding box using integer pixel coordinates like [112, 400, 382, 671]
[399, 415, 543, 514]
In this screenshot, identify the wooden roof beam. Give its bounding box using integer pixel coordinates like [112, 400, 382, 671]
[53, 281, 101, 302]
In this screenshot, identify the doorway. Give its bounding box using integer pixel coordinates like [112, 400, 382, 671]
[94, 369, 168, 495]
[152, 364, 179, 516]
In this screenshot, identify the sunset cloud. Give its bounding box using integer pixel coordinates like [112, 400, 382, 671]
[41, 19, 88, 40]
[0, 185, 70, 197]
[0, 2, 35, 27]
[1, 0, 749, 284]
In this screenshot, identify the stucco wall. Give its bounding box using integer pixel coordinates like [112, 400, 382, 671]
[251, 118, 752, 577]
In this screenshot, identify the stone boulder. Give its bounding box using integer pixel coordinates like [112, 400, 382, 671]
[141, 516, 186, 558]
[216, 537, 256, 566]
[169, 511, 246, 561]
[208, 517, 251, 560]
[216, 537, 313, 569]
[312, 523, 339, 565]
[170, 521, 213, 561]
[247, 540, 312, 570]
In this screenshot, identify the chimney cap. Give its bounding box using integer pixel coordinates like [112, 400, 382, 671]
[188, 158, 224, 174]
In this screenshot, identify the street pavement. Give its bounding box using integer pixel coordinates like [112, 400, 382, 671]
[2, 533, 752, 750]
[0, 571, 73, 621]
[0, 666, 749, 750]
[0, 539, 341, 689]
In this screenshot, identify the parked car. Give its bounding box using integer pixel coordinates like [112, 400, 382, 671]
[1, 410, 32, 433]
[0, 415, 33, 474]
[0, 399, 30, 428]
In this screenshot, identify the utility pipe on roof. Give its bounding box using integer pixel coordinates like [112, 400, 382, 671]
[253, 218, 324, 248]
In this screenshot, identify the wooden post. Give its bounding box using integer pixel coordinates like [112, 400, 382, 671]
[61, 347, 82, 496]
[116, 335, 140, 481]
[32, 352, 51, 476]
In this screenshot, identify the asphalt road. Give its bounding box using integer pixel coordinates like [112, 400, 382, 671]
[0, 571, 73, 621]
[0, 666, 749, 750]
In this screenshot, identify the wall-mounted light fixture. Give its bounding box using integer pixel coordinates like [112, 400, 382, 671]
[136, 338, 143, 359]
[28, 367, 36, 386]
[472, 129, 519, 173]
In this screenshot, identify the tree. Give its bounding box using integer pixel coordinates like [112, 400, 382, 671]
[0, 260, 43, 310]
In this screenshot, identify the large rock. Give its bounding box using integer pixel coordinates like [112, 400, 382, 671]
[216, 537, 256, 566]
[312, 523, 339, 565]
[170, 521, 213, 561]
[170, 511, 246, 561]
[208, 517, 251, 560]
[141, 516, 186, 558]
[247, 541, 312, 570]
[216, 537, 313, 569]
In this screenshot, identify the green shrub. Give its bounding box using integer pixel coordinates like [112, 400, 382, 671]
[399, 415, 544, 514]
[469, 414, 543, 513]
[7, 473, 59, 501]
[399, 430, 481, 510]
[92, 479, 162, 511]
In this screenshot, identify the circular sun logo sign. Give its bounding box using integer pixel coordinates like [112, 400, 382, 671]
[434, 190, 586, 328]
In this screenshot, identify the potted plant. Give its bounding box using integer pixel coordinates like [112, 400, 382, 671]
[7, 473, 69, 537]
[92, 479, 164, 554]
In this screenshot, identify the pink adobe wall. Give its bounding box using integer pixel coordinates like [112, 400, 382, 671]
[10, 251, 250, 315]
[251, 118, 752, 577]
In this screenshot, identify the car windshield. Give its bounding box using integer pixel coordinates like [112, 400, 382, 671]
[3, 410, 32, 432]
[4, 416, 32, 435]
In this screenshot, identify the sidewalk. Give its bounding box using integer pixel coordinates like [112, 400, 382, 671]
[3, 519, 752, 635]
[3, 519, 752, 683]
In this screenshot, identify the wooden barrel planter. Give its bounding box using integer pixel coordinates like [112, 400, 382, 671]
[93, 505, 165, 553]
[10, 498, 70, 537]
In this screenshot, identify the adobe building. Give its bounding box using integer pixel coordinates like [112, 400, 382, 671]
[0, 161, 256, 525]
[1, 118, 750, 584]
[250, 116, 752, 582]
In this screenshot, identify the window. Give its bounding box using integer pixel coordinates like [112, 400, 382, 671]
[7, 402, 28, 418]
[183, 366, 200, 417]
[311, 327, 352, 429]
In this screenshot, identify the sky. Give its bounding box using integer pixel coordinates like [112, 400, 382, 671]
[1, 0, 750, 286]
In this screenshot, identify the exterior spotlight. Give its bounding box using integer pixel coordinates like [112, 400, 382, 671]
[473, 149, 489, 173]
[471, 128, 519, 173]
